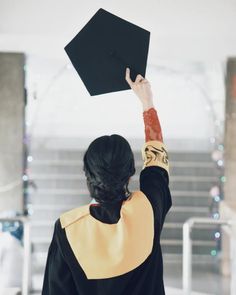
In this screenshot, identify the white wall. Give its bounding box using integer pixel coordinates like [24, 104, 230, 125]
[0, 0, 235, 61]
[25, 57, 225, 143]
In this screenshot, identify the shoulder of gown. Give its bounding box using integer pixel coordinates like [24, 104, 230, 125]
[60, 204, 90, 229]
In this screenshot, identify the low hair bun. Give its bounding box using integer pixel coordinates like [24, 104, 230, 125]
[83, 135, 135, 203]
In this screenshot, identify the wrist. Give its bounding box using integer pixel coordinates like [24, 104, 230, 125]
[142, 100, 154, 111]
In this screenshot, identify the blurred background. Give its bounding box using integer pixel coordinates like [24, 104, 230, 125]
[0, 0, 236, 294]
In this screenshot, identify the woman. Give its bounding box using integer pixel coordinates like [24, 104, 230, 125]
[42, 68, 172, 295]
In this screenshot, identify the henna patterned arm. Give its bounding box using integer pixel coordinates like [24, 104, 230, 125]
[142, 108, 169, 175]
[143, 107, 163, 142]
[141, 141, 169, 175]
[140, 111, 171, 220]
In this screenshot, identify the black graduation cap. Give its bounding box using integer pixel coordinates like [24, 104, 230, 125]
[64, 8, 150, 96]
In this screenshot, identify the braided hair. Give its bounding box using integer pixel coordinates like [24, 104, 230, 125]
[83, 134, 135, 204]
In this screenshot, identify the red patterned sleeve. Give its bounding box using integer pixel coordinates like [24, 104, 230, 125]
[143, 107, 163, 142]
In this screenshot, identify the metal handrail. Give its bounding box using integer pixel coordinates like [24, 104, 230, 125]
[0, 217, 31, 295]
[182, 217, 232, 295]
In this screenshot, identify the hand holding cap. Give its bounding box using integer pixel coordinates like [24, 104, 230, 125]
[125, 68, 153, 109]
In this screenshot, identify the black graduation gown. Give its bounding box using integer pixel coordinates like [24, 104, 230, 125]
[42, 142, 172, 295]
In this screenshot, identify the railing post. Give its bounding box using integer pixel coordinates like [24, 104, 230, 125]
[183, 219, 192, 295]
[230, 222, 236, 295]
[22, 219, 31, 295]
[182, 218, 231, 295]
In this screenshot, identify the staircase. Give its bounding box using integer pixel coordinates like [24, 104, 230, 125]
[28, 146, 220, 291]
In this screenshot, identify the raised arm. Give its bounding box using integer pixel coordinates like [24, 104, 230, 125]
[125, 68, 163, 143]
[125, 68, 171, 227]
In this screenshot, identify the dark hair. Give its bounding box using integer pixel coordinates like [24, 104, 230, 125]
[83, 134, 135, 203]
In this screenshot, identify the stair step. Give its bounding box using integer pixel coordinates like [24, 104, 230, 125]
[29, 175, 217, 192]
[30, 220, 219, 229]
[32, 238, 216, 265]
[29, 188, 89, 195]
[30, 160, 215, 167]
[165, 210, 209, 223]
[30, 174, 218, 182]
[161, 243, 217, 255]
[29, 151, 141, 162]
[30, 193, 211, 207]
[31, 236, 217, 268]
[31, 204, 209, 212]
[29, 160, 218, 177]
[30, 150, 213, 162]
[30, 189, 210, 197]
[30, 205, 210, 222]
[161, 226, 220, 240]
[30, 220, 220, 243]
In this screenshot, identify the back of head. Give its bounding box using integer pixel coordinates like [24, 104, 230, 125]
[83, 134, 135, 203]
